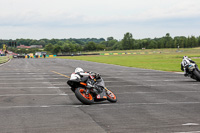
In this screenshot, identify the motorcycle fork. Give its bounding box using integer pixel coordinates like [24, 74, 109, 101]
[104, 87, 108, 91]
[104, 87, 111, 94]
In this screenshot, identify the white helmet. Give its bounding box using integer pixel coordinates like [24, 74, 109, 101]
[75, 67, 84, 73]
[183, 56, 188, 59]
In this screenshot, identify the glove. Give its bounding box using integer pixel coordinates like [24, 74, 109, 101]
[95, 73, 101, 79]
[89, 71, 95, 76]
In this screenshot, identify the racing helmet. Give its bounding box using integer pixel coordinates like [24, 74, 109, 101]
[183, 56, 188, 59]
[75, 67, 84, 73]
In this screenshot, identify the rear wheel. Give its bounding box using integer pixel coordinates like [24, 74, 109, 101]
[106, 89, 117, 103]
[193, 69, 200, 81]
[75, 87, 94, 105]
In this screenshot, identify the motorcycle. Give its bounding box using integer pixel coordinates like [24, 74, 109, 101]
[181, 56, 200, 81]
[67, 72, 117, 105]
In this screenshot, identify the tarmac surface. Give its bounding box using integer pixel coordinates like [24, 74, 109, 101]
[0, 58, 200, 133]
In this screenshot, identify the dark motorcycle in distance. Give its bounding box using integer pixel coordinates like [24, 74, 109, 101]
[181, 56, 200, 81]
[67, 72, 117, 105]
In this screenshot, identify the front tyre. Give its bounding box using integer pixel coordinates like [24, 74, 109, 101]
[75, 87, 94, 105]
[193, 69, 200, 81]
[106, 89, 117, 103]
[70, 88, 75, 93]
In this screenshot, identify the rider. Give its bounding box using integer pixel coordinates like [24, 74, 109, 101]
[75, 67, 101, 79]
[74, 67, 90, 76]
[181, 56, 196, 76]
[74, 67, 103, 93]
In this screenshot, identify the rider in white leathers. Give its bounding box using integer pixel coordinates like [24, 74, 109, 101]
[181, 56, 196, 76]
[73, 67, 101, 89]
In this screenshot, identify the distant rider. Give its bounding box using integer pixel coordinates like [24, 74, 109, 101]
[181, 56, 196, 76]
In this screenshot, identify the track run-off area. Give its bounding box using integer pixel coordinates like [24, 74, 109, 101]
[0, 58, 200, 133]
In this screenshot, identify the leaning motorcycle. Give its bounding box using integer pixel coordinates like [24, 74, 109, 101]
[181, 56, 200, 81]
[67, 72, 117, 105]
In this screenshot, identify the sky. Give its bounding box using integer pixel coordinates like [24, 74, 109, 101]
[0, 0, 200, 40]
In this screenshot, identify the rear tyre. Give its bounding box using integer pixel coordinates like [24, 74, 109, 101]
[193, 69, 200, 81]
[75, 87, 94, 105]
[106, 89, 117, 103]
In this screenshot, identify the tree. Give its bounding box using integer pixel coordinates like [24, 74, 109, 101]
[187, 36, 192, 48]
[198, 36, 200, 47]
[164, 33, 173, 48]
[44, 43, 54, 53]
[50, 38, 59, 44]
[191, 36, 197, 47]
[112, 41, 122, 50]
[61, 44, 70, 53]
[53, 45, 61, 55]
[158, 39, 165, 48]
[107, 39, 118, 47]
[148, 40, 157, 49]
[29, 40, 38, 46]
[96, 44, 106, 51]
[38, 40, 46, 47]
[74, 44, 83, 52]
[68, 43, 76, 52]
[122, 32, 134, 50]
[57, 41, 65, 46]
[84, 42, 97, 51]
[107, 37, 114, 41]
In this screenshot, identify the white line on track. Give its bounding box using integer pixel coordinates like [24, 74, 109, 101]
[182, 123, 199, 126]
[49, 83, 157, 86]
[0, 82, 50, 84]
[0, 73, 52, 74]
[0, 82, 198, 86]
[119, 90, 200, 94]
[174, 131, 200, 133]
[0, 78, 67, 80]
[174, 72, 184, 74]
[93, 102, 200, 106]
[0, 91, 199, 97]
[144, 79, 193, 81]
[0, 87, 67, 89]
[0, 104, 86, 109]
[0, 93, 68, 97]
[106, 84, 200, 88]
[0, 101, 200, 109]
[0, 74, 61, 76]
[0, 82, 66, 84]
[0, 76, 67, 78]
[0, 84, 199, 90]
[51, 84, 69, 85]
[0, 105, 85, 109]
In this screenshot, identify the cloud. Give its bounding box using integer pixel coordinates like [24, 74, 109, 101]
[0, 0, 200, 39]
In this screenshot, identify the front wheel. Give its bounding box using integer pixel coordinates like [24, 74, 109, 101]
[193, 69, 200, 81]
[75, 87, 94, 105]
[71, 88, 75, 93]
[106, 89, 117, 103]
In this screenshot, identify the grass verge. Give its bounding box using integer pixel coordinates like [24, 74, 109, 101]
[56, 48, 200, 72]
[0, 56, 11, 64]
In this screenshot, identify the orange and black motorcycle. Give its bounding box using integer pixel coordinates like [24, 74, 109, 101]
[67, 72, 117, 105]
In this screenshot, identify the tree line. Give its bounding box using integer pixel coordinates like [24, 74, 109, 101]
[1, 33, 200, 55]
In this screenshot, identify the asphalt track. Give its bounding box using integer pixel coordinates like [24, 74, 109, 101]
[0, 58, 200, 133]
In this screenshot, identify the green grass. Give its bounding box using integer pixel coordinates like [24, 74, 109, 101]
[0, 56, 9, 64]
[56, 48, 200, 72]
